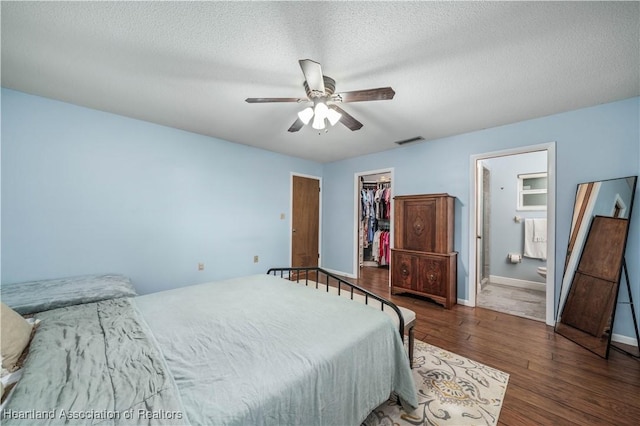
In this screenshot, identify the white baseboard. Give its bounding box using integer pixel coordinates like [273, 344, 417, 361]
[490, 275, 545, 292]
[612, 333, 639, 348]
[320, 266, 356, 279]
[321, 267, 639, 348]
[441, 299, 638, 350]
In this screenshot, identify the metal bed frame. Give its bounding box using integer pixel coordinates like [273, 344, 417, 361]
[267, 267, 415, 366]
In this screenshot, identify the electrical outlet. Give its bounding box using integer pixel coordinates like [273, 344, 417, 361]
[253, 255, 259, 263]
[198, 262, 204, 271]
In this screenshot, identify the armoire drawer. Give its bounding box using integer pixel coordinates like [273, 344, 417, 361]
[391, 249, 457, 309]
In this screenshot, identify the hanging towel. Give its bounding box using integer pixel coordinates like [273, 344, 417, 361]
[524, 218, 547, 260]
[533, 218, 547, 242]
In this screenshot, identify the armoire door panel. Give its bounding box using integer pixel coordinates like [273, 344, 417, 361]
[415, 257, 447, 297]
[391, 251, 414, 289]
[403, 200, 437, 252]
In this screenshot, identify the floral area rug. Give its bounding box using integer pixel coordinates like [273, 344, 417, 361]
[363, 339, 509, 426]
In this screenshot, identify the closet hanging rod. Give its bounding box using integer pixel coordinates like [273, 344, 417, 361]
[362, 181, 391, 185]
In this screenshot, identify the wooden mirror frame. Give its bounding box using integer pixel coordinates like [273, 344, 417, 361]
[555, 176, 637, 358]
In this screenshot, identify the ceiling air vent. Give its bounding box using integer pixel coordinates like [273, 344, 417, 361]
[394, 136, 424, 145]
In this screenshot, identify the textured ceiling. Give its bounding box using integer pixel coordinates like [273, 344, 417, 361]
[2, 1, 639, 163]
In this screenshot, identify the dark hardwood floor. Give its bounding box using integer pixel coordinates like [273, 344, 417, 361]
[349, 266, 640, 426]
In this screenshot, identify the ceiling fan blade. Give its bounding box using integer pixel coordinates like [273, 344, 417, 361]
[329, 105, 363, 131]
[245, 97, 305, 103]
[333, 87, 395, 103]
[287, 118, 304, 133]
[299, 59, 325, 94]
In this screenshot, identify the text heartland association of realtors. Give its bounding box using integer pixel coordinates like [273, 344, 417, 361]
[1, 409, 184, 421]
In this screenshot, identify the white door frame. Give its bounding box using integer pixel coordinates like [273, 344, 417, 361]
[468, 143, 556, 325]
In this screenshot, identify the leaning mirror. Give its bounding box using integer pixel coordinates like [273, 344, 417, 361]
[555, 176, 637, 358]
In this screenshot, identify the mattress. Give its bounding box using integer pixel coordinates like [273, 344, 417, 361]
[2, 273, 417, 425]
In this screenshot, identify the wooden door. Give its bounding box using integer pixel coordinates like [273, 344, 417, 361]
[560, 216, 628, 337]
[291, 175, 320, 268]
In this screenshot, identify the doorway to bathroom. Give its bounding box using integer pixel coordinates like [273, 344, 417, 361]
[470, 143, 556, 325]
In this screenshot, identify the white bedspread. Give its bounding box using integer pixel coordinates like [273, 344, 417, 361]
[133, 274, 417, 425]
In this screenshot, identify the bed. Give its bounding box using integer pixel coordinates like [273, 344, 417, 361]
[1, 269, 417, 425]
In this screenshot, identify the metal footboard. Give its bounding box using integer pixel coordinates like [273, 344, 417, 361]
[266, 267, 405, 340]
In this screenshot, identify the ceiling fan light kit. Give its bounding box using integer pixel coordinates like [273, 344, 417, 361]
[305, 100, 342, 131]
[326, 107, 342, 126]
[312, 102, 329, 130]
[245, 59, 395, 133]
[298, 107, 314, 125]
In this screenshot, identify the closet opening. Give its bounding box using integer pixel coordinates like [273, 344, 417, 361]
[354, 169, 394, 282]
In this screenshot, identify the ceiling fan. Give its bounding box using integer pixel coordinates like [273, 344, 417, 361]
[245, 59, 395, 132]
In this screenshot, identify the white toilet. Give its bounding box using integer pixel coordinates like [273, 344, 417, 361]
[537, 266, 547, 278]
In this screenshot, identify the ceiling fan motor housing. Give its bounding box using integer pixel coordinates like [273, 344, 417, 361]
[304, 76, 336, 99]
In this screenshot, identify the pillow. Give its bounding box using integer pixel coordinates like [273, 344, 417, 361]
[1, 367, 23, 406]
[0, 303, 33, 372]
[1, 273, 138, 315]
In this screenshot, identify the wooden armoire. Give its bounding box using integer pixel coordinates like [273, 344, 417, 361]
[391, 193, 457, 308]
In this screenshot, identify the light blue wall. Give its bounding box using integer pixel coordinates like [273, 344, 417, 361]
[483, 152, 547, 283]
[1, 89, 322, 294]
[2, 88, 639, 341]
[592, 178, 634, 217]
[321, 97, 639, 339]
